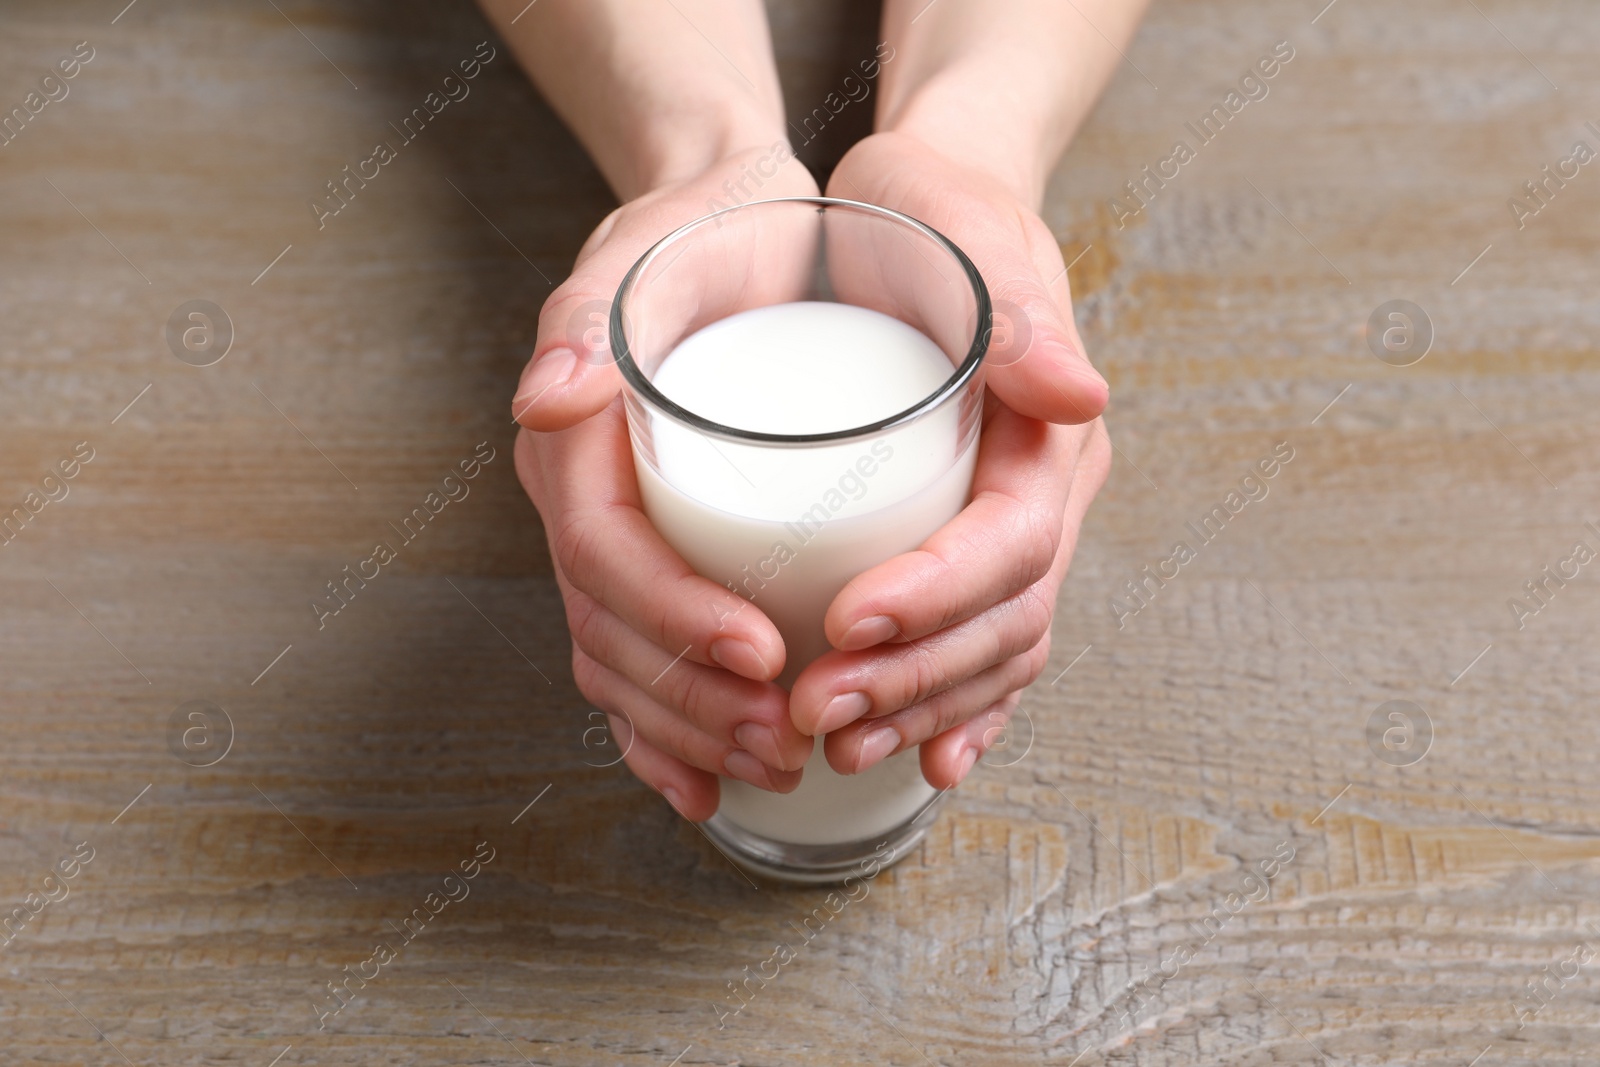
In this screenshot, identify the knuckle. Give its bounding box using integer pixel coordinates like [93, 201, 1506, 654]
[903, 549, 965, 634]
[927, 688, 977, 740]
[1018, 634, 1052, 686]
[549, 509, 605, 590]
[898, 646, 951, 710]
[571, 645, 607, 706]
[536, 296, 580, 342]
[662, 662, 710, 725]
[564, 592, 607, 657]
[1014, 581, 1056, 649]
[642, 586, 685, 653]
[1011, 499, 1062, 588]
[657, 710, 722, 771]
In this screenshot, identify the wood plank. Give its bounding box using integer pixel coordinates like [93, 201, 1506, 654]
[1, 0, 1596, 1063]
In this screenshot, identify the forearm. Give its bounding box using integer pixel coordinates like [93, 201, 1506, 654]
[875, 0, 1151, 208]
[477, 0, 789, 201]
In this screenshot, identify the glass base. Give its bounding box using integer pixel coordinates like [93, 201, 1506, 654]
[699, 791, 947, 885]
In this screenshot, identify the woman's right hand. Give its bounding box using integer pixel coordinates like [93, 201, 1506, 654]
[513, 147, 821, 821]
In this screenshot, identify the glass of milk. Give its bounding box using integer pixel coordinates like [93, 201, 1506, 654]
[611, 197, 990, 883]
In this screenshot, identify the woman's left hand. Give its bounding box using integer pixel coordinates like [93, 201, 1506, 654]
[788, 130, 1113, 790]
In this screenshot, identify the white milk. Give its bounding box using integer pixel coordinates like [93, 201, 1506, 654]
[633, 302, 978, 846]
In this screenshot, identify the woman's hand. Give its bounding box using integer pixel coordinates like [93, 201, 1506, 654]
[785, 0, 1148, 790]
[788, 130, 1113, 790]
[478, 0, 830, 820]
[514, 150, 822, 823]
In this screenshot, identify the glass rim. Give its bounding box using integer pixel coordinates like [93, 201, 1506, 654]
[610, 196, 991, 446]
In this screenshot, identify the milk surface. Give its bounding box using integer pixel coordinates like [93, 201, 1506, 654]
[634, 301, 977, 846]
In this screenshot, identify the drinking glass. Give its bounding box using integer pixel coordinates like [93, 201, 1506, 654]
[612, 196, 990, 883]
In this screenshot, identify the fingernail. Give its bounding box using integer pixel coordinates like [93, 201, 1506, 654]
[815, 691, 871, 734]
[710, 637, 768, 680]
[733, 721, 782, 766]
[1065, 353, 1110, 408]
[512, 347, 577, 417]
[839, 614, 898, 651]
[724, 750, 773, 789]
[854, 725, 900, 773]
[954, 746, 979, 785]
[662, 786, 686, 816]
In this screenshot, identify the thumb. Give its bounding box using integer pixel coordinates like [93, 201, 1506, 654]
[980, 265, 1109, 426]
[511, 299, 629, 433]
[512, 204, 662, 432]
[514, 144, 824, 431]
[511, 282, 629, 433]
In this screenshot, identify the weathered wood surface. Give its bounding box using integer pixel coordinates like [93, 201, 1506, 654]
[2, 0, 1597, 1063]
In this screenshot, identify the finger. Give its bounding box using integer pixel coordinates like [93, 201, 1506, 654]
[823, 133, 1107, 427]
[518, 409, 786, 681]
[512, 209, 636, 432]
[791, 571, 1052, 736]
[605, 712, 721, 823]
[919, 691, 1022, 790]
[823, 407, 1084, 651]
[951, 201, 1108, 427]
[819, 634, 1051, 775]
[981, 269, 1108, 427]
[560, 574, 811, 771]
[513, 152, 821, 433]
[574, 646, 803, 794]
[512, 198, 714, 432]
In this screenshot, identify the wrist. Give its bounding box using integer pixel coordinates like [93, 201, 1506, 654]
[627, 101, 789, 200]
[880, 68, 1053, 208]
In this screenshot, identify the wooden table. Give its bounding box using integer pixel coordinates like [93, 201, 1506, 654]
[3, 1, 1596, 1063]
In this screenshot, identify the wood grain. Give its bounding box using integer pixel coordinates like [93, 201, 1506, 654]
[1, 0, 1597, 1063]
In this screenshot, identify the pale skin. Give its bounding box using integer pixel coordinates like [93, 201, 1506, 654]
[479, 0, 1149, 820]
